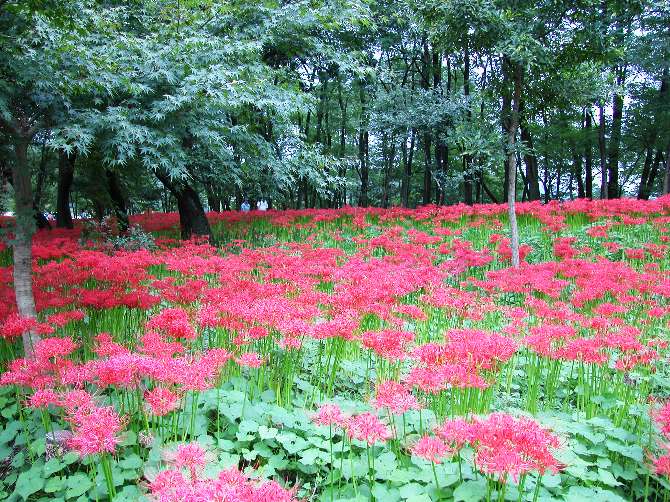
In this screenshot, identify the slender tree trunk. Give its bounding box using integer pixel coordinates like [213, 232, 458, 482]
[585, 110, 594, 198]
[401, 129, 416, 208]
[503, 57, 522, 268]
[420, 39, 432, 205]
[573, 149, 585, 198]
[638, 147, 654, 199]
[607, 67, 625, 198]
[56, 151, 76, 228]
[205, 183, 221, 212]
[463, 38, 473, 205]
[598, 102, 608, 198]
[11, 137, 40, 356]
[422, 133, 432, 205]
[664, 142, 670, 194]
[358, 78, 369, 207]
[520, 119, 541, 200]
[337, 76, 347, 208]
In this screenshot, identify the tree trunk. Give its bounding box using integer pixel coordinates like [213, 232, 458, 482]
[573, 148, 585, 198]
[503, 56, 522, 268]
[11, 137, 40, 357]
[585, 110, 594, 198]
[422, 132, 432, 205]
[598, 102, 608, 199]
[607, 67, 625, 199]
[664, 142, 670, 194]
[155, 170, 214, 243]
[337, 76, 347, 208]
[401, 129, 416, 208]
[358, 78, 369, 208]
[205, 183, 221, 212]
[106, 169, 129, 232]
[519, 115, 541, 200]
[56, 151, 76, 228]
[462, 38, 473, 205]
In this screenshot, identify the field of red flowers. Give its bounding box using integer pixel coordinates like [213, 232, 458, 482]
[1, 198, 670, 501]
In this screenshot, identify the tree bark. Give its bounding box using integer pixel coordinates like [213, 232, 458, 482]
[664, 142, 670, 194]
[607, 67, 625, 198]
[503, 56, 522, 268]
[401, 129, 416, 208]
[11, 137, 40, 357]
[585, 110, 594, 198]
[519, 118, 541, 200]
[155, 170, 214, 243]
[462, 38, 473, 205]
[56, 151, 76, 228]
[598, 102, 608, 199]
[106, 169, 129, 233]
[357, 77, 369, 207]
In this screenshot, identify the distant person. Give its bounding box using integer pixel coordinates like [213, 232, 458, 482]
[257, 199, 268, 211]
[240, 199, 250, 212]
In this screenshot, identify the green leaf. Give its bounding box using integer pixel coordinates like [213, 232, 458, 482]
[453, 479, 487, 502]
[44, 476, 65, 493]
[119, 454, 142, 470]
[597, 468, 621, 487]
[14, 469, 45, 500]
[398, 482, 424, 499]
[258, 425, 278, 440]
[44, 458, 65, 477]
[65, 473, 93, 499]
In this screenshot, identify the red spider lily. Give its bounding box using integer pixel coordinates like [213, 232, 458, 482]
[312, 403, 346, 427]
[144, 387, 182, 416]
[411, 435, 452, 464]
[360, 329, 414, 360]
[146, 465, 297, 502]
[26, 388, 60, 408]
[66, 405, 126, 457]
[344, 412, 392, 445]
[146, 308, 197, 340]
[371, 380, 420, 415]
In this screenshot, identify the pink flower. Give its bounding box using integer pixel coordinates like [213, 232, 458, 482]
[312, 404, 345, 427]
[654, 452, 670, 477]
[344, 412, 391, 445]
[411, 435, 452, 463]
[174, 442, 207, 479]
[67, 405, 125, 457]
[371, 380, 419, 415]
[27, 389, 60, 409]
[144, 387, 181, 416]
[236, 352, 264, 368]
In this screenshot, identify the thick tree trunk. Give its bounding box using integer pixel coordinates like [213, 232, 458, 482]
[11, 138, 40, 357]
[56, 151, 76, 228]
[106, 169, 129, 232]
[503, 57, 522, 268]
[155, 170, 214, 243]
